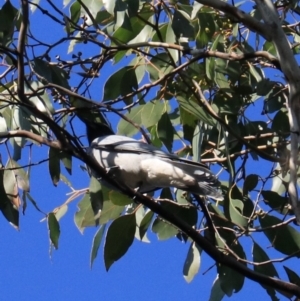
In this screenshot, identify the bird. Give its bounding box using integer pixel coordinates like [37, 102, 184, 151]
[84, 119, 223, 200]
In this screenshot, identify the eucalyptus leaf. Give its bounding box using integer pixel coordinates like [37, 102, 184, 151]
[259, 214, 300, 256]
[104, 213, 136, 270]
[183, 242, 201, 283]
[48, 147, 61, 186]
[48, 212, 60, 249]
[90, 224, 106, 268]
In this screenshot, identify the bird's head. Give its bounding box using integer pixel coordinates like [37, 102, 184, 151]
[77, 112, 114, 144]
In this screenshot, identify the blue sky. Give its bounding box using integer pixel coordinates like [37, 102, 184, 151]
[0, 204, 265, 301]
[0, 1, 289, 300]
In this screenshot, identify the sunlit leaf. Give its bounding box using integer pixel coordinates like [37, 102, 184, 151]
[90, 224, 106, 268]
[183, 242, 201, 283]
[54, 205, 68, 221]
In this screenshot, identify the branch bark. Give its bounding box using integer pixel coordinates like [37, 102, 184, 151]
[255, 0, 300, 224]
[196, 0, 271, 39]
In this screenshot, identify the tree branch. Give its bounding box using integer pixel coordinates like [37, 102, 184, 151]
[196, 0, 271, 40]
[255, 0, 300, 224]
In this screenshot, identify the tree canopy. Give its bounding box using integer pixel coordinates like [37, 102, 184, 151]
[1, 0, 300, 300]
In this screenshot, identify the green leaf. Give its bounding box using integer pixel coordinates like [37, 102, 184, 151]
[257, 79, 275, 96]
[127, 0, 139, 16]
[138, 209, 153, 240]
[205, 34, 221, 80]
[0, 161, 19, 229]
[4, 161, 17, 202]
[164, 201, 197, 226]
[90, 224, 106, 269]
[253, 241, 278, 277]
[7, 159, 30, 192]
[104, 213, 136, 270]
[117, 104, 145, 136]
[74, 193, 96, 233]
[95, 10, 113, 25]
[141, 100, 165, 128]
[103, 66, 138, 101]
[25, 192, 44, 214]
[89, 177, 104, 219]
[29, 0, 40, 12]
[192, 122, 203, 163]
[252, 240, 279, 300]
[33, 59, 70, 88]
[259, 214, 300, 256]
[129, 24, 153, 44]
[261, 190, 289, 213]
[208, 277, 225, 301]
[149, 124, 163, 148]
[228, 197, 248, 228]
[263, 84, 286, 113]
[48, 147, 60, 186]
[146, 53, 174, 81]
[48, 212, 60, 249]
[196, 11, 216, 48]
[75, 185, 124, 232]
[175, 189, 191, 205]
[98, 199, 124, 225]
[109, 190, 133, 206]
[183, 242, 201, 283]
[68, 31, 82, 53]
[177, 96, 216, 126]
[157, 112, 174, 152]
[113, 16, 148, 44]
[248, 64, 263, 83]
[59, 151, 72, 175]
[0, 1, 17, 45]
[11, 106, 31, 160]
[69, 1, 81, 29]
[243, 174, 259, 195]
[271, 109, 289, 137]
[263, 40, 277, 56]
[152, 201, 198, 240]
[218, 263, 244, 296]
[0, 115, 7, 132]
[172, 10, 194, 39]
[54, 205, 68, 221]
[284, 266, 300, 286]
[25, 81, 54, 118]
[152, 216, 178, 240]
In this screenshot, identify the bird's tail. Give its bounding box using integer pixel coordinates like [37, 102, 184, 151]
[171, 161, 223, 200]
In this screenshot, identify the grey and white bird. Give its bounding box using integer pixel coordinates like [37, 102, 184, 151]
[85, 121, 222, 200]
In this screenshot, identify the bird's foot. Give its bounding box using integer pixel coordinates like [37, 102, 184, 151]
[105, 166, 119, 177]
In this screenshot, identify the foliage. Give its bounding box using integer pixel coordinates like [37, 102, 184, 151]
[1, 0, 300, 299]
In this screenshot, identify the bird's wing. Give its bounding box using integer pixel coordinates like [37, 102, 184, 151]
[90, 135, 210, 170]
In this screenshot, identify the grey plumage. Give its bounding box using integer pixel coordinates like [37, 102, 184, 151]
[87, 134, 223, 200]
